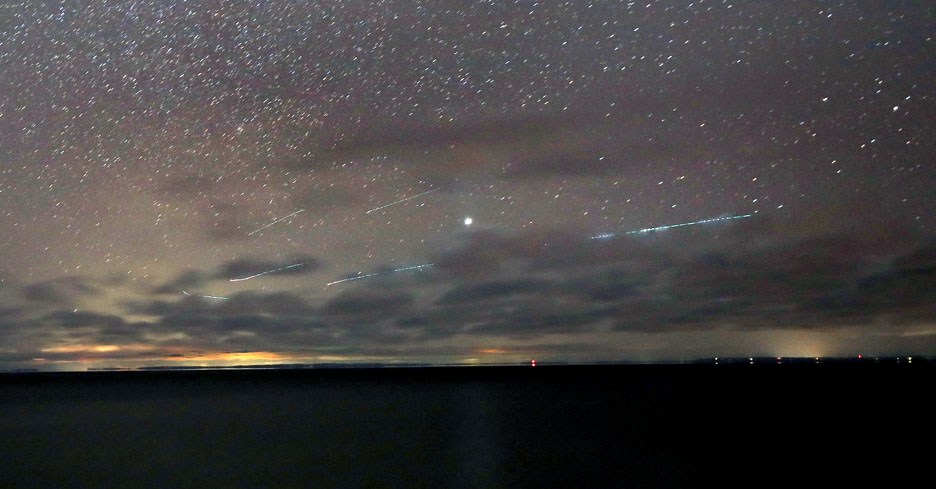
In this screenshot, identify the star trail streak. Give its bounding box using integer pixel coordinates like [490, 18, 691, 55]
[326, 263, 434, 287]
[181, 290, 229, 301]
[591, 214, 753, 240]
[229, 262, 310, 282]
[365, 189, 438, 214]
[247, 209, 306, 236]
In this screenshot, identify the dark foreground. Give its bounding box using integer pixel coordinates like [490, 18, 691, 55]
[0, 363, 929, 488]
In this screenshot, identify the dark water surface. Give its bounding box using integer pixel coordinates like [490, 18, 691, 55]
[0, 364, 928, 488]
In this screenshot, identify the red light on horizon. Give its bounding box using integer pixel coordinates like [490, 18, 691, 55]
[531, 359, 536, 367]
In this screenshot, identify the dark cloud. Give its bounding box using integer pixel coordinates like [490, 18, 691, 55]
[572, 267, 656, 303]
[153, 269, 210, 294]
[215, 291, 320, 317]
[430, 226, 675, 281]
[322, 289, 414, 319]
[40, 310, 128, 329]
[21, 276, 100, 304]
[7, 221, 936, 366]
[467, 305, 611, 338]
[96, 321, 151, 342]
[430, 231, 516, 277]
[393, 294, 610, 341]
[431, 229, 590, 278]
[126, 296, 211, 317]
[128, 290, 318, 318]
[214, 256, 322, 281]
[0, 307, 22, 319]
[422, 222, 936, 337]
[120, 290, 341, 351]
[605, 234, 936, 333]
[126, 286, 415, 349]
[437, 278, 556, 305]
[896, 244, 936, 268]
[822, 242, 936, 317]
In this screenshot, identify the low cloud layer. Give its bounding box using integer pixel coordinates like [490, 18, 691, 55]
[2, 213, 934, 369]
[21, 276, 101, 305]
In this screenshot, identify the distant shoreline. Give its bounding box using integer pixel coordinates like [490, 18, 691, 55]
[1, 356, 929, 379]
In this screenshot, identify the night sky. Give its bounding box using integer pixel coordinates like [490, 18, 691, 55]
[1, 1, 933, 370]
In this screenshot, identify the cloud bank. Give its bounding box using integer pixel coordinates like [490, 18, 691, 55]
[2, 212, 933, 369]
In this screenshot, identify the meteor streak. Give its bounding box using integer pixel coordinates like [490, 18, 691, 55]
[365, 189, 437, 214]
[326, 263, 433, 287]
[181, 290, 229, 300]
[325, 271, 382, 287]
[247, 209, 306, 236]
[591, 214, 752, 240]
[229, 262, 310, 282]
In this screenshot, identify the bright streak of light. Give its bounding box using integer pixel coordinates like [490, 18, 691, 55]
[247, 209, 306, 236]
[591, 214, 752, 240]
[625, 214, 753, 234]
[229, 262, 310, 282]
[392, 263, 434, 273]
[325, 272, 382, 287]
[365, 189, 437, 214]
[181, 290, 229, 300]
[326, 263, 433, 287]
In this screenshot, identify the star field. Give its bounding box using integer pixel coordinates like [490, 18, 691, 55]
[0, 1, 933, 369]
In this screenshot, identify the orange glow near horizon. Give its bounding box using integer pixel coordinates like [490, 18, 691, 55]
[33, 344, 305, 367]
[28, 345, 392, 368]
[161, 351, 290, 363]
[40, 344, 152, 354]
